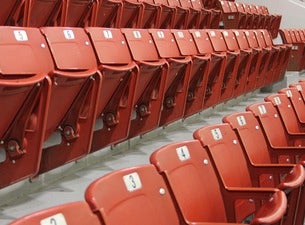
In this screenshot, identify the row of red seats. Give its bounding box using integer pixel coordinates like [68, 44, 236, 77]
[0, 27, 290, 189]
[11, 80, 305, 225]
[218, 0, 282, 38]
[0, 0, 222, 29]
[279, 29, 305, 71]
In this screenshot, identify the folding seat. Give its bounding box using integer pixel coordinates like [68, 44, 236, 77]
[207, 8, 221, 28]
[246, 102, 305, 225]
[222, 30, 252, 97]
[171, 30, 210, 117]
[289, 82, 305, 123]
[0, 27, 52, 188]
[223, 111, 305, 225]
[177, 0, 202, 29]
[86, 163, 285, 225]
[265, 93, 305, 138]
[151, 140, 288, 224]
[189, 0, 212, 29]
[260, 29, 291, 82]
[207, 30, 240, 102]
[85, 164, 182, 225]
[38, 27, 101, 174]
[243, 4, 261, 29]
[85, 28, 139, 148]
[244, 30, 269, 89]
[227, 1, 247, 28]
[218, 1, 246, 29]
[121, 29, 167, 138]
[234, 2, 253, 29]
[279, 29, 304, 71]
[0, 0, 25, 25]
[189, 29, 226, 109]
[260, 5, 282, 38]
[148, 29, 192, 126]
[93, 0, 122, 27]
[232, 30, 258, 93]
[254, 30, 279, 86]
[59, 0, 97, 27]
[165, 0, 188, 29]
[246, 102, 305, 157]
[24, 0, 62, 27]
[138, 0, 162, 28]
[193, 124, 303, 225]
[9, 201, 101, 225]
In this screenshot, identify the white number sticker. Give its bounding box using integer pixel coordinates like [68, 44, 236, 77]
[211, 128, 223, 140]
[297, 85, 302, 91]
[157, 31, 165, 39]
[176, 146, 191, 161]
[210, 31, 216, 37]
[63, 30, 75, 40]
[223, 31, 229, 36]
[40, 213, 67, 225]
[133, 31, 142, 39]
[177, 31, 184, 38]
[286, 90, 292, 97]
[103, 30, 113, 39]
[14, 30, 28, 41]
[245, 31, 250, 36]
[195, 31, 201, 38]
[123, 172, 142, 192]
[237, 115, 247, 126]
[274, 97, 281, 105]
[235, 31, 239, 36]
[258, 105, 267, 115]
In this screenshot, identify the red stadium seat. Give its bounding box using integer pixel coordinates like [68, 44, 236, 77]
[253, 30, 279, 86]
[121, 28, 167, 138]
[151, 140, 287, 224]
[60, 0, 97, 27]
[85, 28, 138, 149]
[246, 102, 305, 160]
[171, 29, 210, 117]
[153, 0, 175, 29]
[223, 112, 305, 225]
[260, 29, 291, 82]
[24, 0, 62, 27]
[149, 29, 192, 126]
[190, 0, 212, 29]
[93, 0, 122, 27]
[193, 123, 302, 225]
[208, 30, 240, 102]
[39, 27, 101, 173]
[189, 29, 226, 109]
[232, 30, 257, 92]
[244, 30, 268, 89]
[0, 0, 25, 25]
[9, 201, 101, 225]
[85, 164, 182, 225]
[0, 27, 52, 188]
[222, 30, 251, 97]
[279, 29, 305, 71]
[218, 0, 246, 29]
[288, 82, 305, 124]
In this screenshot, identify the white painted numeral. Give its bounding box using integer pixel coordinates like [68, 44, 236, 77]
[296, 85, 302, 91]
[103, 30, 113, 39]
[123, 172, 142, 192]
[14, 30, 28, 41]
[63, 30, 75, 40]
[286, 90, 292, 97]
[133, 31, 142, 39]
[157, 31, 165, 39]
[195, 31, 201, 38]
[176, 146, 191, 161]
[211, 128, 223, 140]
[177, 31, 184, 38]
[40, 213, 67, 225]
[274, 97, 281, 105]
[210, 31, 216, 37]
[258, 105, 267, 114]
[237, 115, 247, 126]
